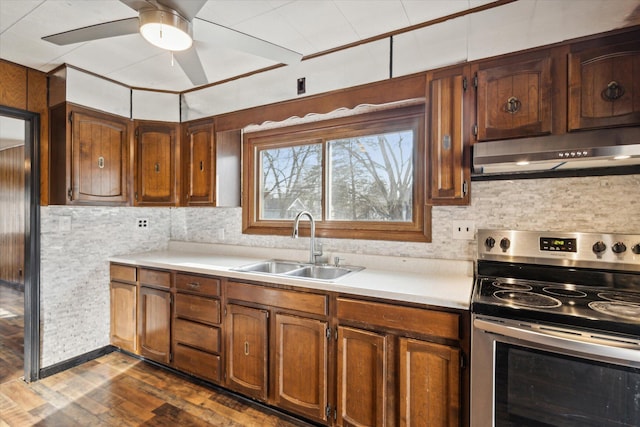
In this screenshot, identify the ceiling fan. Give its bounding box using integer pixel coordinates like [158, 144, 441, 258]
[42, 0, 303, 86]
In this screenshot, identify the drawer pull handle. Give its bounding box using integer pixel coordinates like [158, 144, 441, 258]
[244, 341, 249, 356]
[188, 282, 200, 288]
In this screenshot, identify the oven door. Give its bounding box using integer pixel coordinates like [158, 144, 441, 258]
[471, 315, 640, 427]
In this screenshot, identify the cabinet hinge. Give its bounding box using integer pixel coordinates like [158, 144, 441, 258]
[460, 352, 466, 369]
[462, 77, 468, 91]
[134, 192, 138, 201]
[473, 73, 478, 88]
[334, 408, 337, 421]
[67, 188, 73, 201]
[68, 112, 73, 123]
[224, 306, 227, 316]
[325, 405, 331, 419]
[326, 327, 331, 340]
[169, 352, 173, 363]
[135, 128, 139, 138]
[462, 180, 468, 196]
[472, 124, 478, 137]
[335, 327, 339, 341]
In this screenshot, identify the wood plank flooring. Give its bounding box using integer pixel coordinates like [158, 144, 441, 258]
[0, 284, 23, 384]
[0, 351, 315, 426]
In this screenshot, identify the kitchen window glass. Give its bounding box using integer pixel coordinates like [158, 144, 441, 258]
[243, 104, 428, 242]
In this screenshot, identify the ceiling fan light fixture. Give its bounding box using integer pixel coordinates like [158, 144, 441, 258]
[139, 9, 192, 51]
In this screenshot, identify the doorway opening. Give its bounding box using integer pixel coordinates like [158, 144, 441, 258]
[0, 105, 40, 383]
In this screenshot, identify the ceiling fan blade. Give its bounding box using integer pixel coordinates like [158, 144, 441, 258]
[118, 0, 154, 12]
[173, 48, 208, 86]
[158, 0, 207, 21]
[42, 18, 140, 45]
[195, 18, 303, 65]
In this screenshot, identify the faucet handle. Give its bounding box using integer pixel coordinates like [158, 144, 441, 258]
[334, 256, 344, 267]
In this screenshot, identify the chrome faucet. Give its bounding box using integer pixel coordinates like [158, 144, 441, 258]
[292, 211, 322, 264]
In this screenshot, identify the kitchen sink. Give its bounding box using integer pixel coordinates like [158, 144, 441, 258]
[232, 259, 363, 281]
[232, 260, 305, 274]
[284, 265, 360, 280]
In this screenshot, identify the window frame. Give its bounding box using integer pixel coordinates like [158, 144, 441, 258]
[242, 104, 430, 242]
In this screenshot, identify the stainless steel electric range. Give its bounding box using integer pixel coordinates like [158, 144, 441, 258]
[471, 230, 640, 427]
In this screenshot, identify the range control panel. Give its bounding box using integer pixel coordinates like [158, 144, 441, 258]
[478, 229, 640, 272]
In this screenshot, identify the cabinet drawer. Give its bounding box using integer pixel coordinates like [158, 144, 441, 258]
[173, 344, 221, 383]
[175, 293, 221, 324]
[336, 298, 460, 340]
[176, 273, 220, 296]
[110, 264, 136, 283]
[139, 268, 171, 288]
[227, 282, 327, 316]
[174, 318, 220, 353]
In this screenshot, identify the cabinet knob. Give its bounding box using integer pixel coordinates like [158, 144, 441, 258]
[504, 96, 521, 114]
[98, 156, 105, 169]
[602, 81, 625, 102]
[154, 162, 160, 173]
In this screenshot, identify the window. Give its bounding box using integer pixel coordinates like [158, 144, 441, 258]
[243, 105, 429, 242]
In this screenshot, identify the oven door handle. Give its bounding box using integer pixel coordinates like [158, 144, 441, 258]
[474, 318, 640, 364]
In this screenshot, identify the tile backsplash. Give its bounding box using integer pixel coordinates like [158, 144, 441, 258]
[38, 173, 639, 367]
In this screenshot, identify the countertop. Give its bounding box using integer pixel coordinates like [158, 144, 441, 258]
[109, 241, 475, 310]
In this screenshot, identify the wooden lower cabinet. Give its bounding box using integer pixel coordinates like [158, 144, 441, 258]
[109, 266, 467, 426]
[275, 313, 329, 423]
[399, 338, 460, 427]
[109, 264, 137, 353]
[138, 286, 171, 364]
[337, 326, 387, 427]
[225, 303, 269, 400]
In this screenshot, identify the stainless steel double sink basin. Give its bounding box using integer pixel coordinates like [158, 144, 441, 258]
[232, 259, 363, 281]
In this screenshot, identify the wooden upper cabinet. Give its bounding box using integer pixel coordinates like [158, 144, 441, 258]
[49, 104, 129, 205]
[427, 65, 471, 205]
[568, 37, 640, 131]
[182, 120, 215, 206]
[475, 54, 553, 141]
[135, 121, 178, 206]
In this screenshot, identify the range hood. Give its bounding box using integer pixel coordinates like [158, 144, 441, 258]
[473, 127, 640, 175]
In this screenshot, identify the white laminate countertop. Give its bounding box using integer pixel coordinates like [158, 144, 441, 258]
[109, 241, 475, 310]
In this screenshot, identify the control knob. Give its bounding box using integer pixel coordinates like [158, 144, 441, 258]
[485, 237, 496, 249]
[592, 241, 607, 254]
[632, 244, 640, 255]
[500, 237, 511, 251]
[612, 242, 627, 254]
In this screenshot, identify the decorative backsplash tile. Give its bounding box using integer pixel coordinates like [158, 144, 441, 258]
[38, 174, 639, 367]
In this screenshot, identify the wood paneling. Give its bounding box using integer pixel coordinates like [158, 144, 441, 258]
[27, 69, 49, 206]
[0, 146, 25, 286]
[0, 61, 27, 110]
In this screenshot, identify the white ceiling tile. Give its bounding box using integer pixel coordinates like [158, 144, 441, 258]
[333, 1, 410, 39]
[0, 0, 42, 33]
[401, 0, 472, 25]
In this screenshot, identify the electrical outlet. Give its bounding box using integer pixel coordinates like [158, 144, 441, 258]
[136, 218, 149, 229]
[452, 221, 475, 240]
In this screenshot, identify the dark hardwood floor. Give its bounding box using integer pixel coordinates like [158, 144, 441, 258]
[0, 284, 24, 384]
[0, 349, 314, 426]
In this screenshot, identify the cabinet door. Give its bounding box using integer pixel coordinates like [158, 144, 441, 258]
[135, 122, 177, 206]
[476, 56, 552, 141]
[568, 39, 640, 131]
[427, 66, 470, 205]
[70, 111, 128, 204]
[183, 120, 215, 206]
[225, 304, 268, 401]
[274, 314, 328, 423]
[109, 281, 137, 353]
[138, 286, 171, 364]
[337, 326, 387, 427]
[399, 338, 460, 427]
